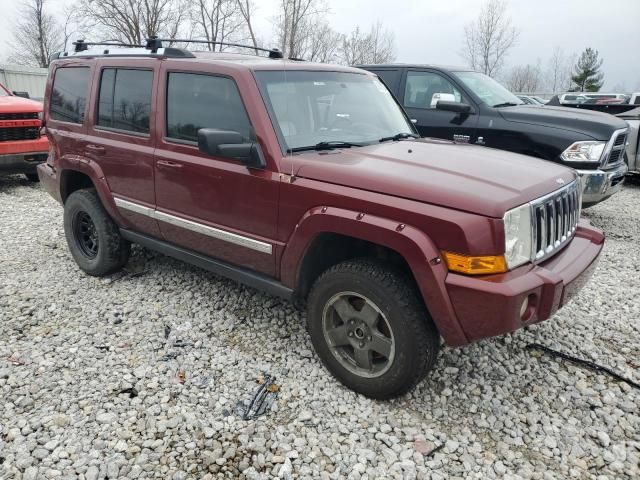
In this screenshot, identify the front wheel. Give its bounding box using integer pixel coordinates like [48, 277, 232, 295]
[24, 173, 40, 182]
[307, 259, 440, 399]
[63, 189, 130, 276]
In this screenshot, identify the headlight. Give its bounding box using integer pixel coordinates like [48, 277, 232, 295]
[503, 203, 532, 269]
[560, 141, 605, 163]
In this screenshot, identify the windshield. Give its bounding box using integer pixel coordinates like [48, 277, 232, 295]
[255, 70, 414, 151]
[0, 84, 9, 97]
[454, 71, 522, 107]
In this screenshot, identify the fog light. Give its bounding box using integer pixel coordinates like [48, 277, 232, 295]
[520, 296, 529, 319]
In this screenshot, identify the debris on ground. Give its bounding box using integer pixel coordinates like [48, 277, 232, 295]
[527, 343, 640, 390]
[6, 355, 25, 366]
[171, 370, 187, 385]
[236, 373, 280, 420]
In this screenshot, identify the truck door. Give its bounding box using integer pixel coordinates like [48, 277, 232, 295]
[401, 70, 478, 144]
[153, 66, 279, 277]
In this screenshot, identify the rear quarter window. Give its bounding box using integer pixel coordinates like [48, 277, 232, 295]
[50, 67, 90, 124]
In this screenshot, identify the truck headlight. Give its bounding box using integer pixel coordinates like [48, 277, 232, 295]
[503, 203, 532, 269]
[560, 141, 605, 163]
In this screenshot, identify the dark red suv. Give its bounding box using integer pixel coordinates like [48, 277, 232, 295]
[38, 40, 604, 398]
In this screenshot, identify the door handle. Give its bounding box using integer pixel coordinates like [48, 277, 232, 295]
[410, 119, 417, 124]
[86, 144, 106, 154]
[157, 160, 183, 168]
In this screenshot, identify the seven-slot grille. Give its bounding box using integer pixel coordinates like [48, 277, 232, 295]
[603, 129, 628, 167]
[531, 179, 581, 262]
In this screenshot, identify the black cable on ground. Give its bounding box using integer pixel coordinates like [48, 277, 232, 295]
[526, 343, 640, 390]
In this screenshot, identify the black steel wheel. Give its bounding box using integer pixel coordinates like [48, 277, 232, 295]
[73, 211, 99, 258]
[63, 188, 130, 276]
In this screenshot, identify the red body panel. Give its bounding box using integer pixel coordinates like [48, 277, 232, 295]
[40, 53, 605, 347]
[0, 85, 48, 166]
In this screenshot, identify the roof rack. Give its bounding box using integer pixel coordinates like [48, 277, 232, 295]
[73, 39, 145, 52]
[146, 37, 284, 59]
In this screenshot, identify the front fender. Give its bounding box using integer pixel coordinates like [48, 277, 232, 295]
[280, 206, 469, 346]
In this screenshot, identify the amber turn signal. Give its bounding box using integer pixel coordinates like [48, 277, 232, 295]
[442, 251, 507, 275]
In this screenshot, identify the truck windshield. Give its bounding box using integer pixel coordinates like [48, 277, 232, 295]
[255, 70, 414, 152]
[0, 85, 9, 96]
[454, 71, 523, 108]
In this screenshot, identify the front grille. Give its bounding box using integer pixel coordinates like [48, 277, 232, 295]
[0, 112, 39, 120]
[531, 180, 581, 262]
[603, 129, 628, 167]
[0, 127, 40, 142]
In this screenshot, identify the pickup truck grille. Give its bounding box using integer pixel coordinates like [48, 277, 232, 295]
[0, 112, 39, 120]
[603, 129, 628, 167]
[531, 180, 581, 262]
[0, 126, 40, 142]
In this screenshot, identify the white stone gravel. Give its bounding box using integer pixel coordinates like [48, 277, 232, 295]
[1, 174, 639, 479]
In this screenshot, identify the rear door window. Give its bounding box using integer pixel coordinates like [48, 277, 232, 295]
[97, 68, 153, 134]
[165, 72, 252, 143]
[50, 67, 90, 124]
[368, 69, 401, 92]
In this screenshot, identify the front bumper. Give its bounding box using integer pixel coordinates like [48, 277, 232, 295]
[445, 219, 604, 345]
[577, 162, 627, 207]
[0, 151, 48, 174]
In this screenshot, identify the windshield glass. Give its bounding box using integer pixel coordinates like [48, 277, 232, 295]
[0, 85, 9, 97]
[255, 70, 414, 151]
[454, 71, 522, 107]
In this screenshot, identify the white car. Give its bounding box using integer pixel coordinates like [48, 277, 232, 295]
[558, 93, 588, 105]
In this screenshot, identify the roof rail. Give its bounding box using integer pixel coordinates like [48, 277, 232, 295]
[146, 37, 284, 59]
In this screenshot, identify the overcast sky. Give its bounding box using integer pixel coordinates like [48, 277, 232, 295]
[1, 0, 639, 91]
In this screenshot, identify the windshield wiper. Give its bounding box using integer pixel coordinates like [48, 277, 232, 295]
[287, 141, 366, 153]
[378, 132, 420, 143]
[492, 102, 520, 108]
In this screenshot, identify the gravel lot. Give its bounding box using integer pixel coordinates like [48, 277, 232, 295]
[1, 174, 639, 480]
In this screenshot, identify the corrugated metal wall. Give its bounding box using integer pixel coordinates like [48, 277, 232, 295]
[0, 64, 48, 101]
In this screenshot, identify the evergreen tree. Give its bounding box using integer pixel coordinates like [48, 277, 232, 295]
[571, 48, 604, 92]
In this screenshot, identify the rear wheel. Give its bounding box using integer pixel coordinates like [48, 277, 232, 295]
[63, 189, 130, 276]
[307, 259, 440, 399]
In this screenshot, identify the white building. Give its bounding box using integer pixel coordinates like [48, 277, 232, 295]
[0, 64, 48, 101]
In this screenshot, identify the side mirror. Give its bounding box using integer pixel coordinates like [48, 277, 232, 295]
[197, 128, 266, 169]
[430, 92, 456, 107]
[12, 91, 30, 99]
[436, 100, 472, 114]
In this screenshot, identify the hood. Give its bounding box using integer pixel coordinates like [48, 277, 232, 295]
[498, 105, 627, 140]
[617, 106, 640, 120]
[0, 95, 43, 113]
[286, 139, 577, 218]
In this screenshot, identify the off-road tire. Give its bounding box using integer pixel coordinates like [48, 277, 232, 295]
[63, 188, 130, 276]
[307, 259, 440, 399]
[24, 173, 40, 182]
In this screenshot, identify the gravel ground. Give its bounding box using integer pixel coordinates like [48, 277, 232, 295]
[0, 174, 639, 480]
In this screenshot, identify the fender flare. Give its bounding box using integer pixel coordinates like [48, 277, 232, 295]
[280, 206, 469, 346]
[58, 156, 130, 228]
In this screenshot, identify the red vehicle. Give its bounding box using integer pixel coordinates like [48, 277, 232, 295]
[0, 82, 48, 181]
[39, 40, 604, 398]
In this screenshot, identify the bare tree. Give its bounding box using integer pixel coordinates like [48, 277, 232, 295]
[545, 47, 577, 93]
[305, 21, 341, 63]
[506, 63, 542, 93]
[191, 0, 244, 50]
[236, 0, 259, 53]
[339, 21, 396, 65]
[77, 0, 187, 45]
[274, 0, 325, 58]
[461, 0, 519, 77]
[8, 0, 64, 67]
